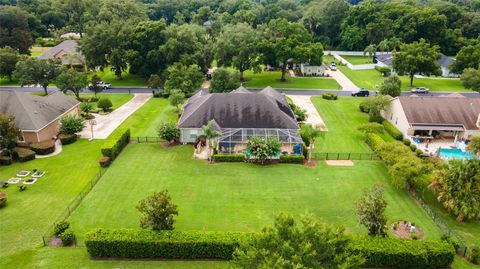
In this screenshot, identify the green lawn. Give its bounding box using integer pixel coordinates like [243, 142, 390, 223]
[115, 97, 178, 137]
[91, 68, 147, 87]
[0, 77, 19, 86]
[68, 143, 442, 242]
[75, 93, 134, 110]
[340, 55, 373, 65]
[311, 97, 394, 153]
[243, 70, 341, 90]
[338, 66, 467, 92]
[0, 140, 104, 269]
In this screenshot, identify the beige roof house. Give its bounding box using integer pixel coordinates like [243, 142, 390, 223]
[0, 90, 80, 143]
[38, 40, 85, 67]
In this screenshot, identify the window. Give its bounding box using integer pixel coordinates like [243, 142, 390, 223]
[190, 129, 199, 139]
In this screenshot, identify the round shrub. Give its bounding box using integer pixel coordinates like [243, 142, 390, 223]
[409, 144, 417, 152]
[403, 139, 411, 146]
[97, 97, 113, 112]
[369, 115, 384, 123]
[322, 93, 338, 100]
[59, 133, 78, 145]
[60, 229, 76, 246]
[54, 221, 70, 236]
[30, 141, 55, 155]
[440, 234, 460, 250]
[0, 191, 7, 208]
[0, 156, 13, 166]
[13, 147, 35, 162]
[359, 101, 370, 113]
[59, 115, 85, 135]
[415, 149, 423, 156]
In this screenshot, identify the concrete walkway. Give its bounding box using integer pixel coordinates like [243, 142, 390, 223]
[78, 94, 152, 139]
[36, 140, 62, 159]
[287, 95, 328, 131]
[325, 69, 359, 91]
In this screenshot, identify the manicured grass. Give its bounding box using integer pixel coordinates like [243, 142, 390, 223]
[30, 46, 50, 57]
[91, 68, 147, 87]
[12, 247, 228, 269]
[68, 143, 442, 243]
[243, 70, 341, 90]
[340, 55, 373, 65]
[115, 97, 177, 137]
[0, 77, 19, 86]
[338, 66, 467, 92]
[0, 140, 104, 269]
[75, 93, 134, 110]
[453, 257, 480, 269]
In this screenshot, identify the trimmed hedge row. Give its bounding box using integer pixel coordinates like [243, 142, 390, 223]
[13, 147, 36, 162]
[101, 129, 130, 160]
[279, 155, 305, 163]
[85, 228, 253, 259]
[322, 92, 338, 100]
[0, 156, 13, 165]
[350, 236, 455, 269]
[30, 141, 55, 155]
[382, 121, 403, 140]
[364, 133, 385, 151]
[59, 133, 78, 145]
[214, 154, 246, 162]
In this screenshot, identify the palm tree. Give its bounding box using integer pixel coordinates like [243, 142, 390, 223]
[388, 37, 402, 51]
[378, 39, 390, 53]
[300, 124, 321, 163]
[202, 120, 221, 162]
[363, 44, 377, 60]
[467, 136, 480, 157]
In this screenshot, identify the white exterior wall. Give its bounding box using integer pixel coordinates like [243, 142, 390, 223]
[382, 98, 411, 138]
[299, 64, 325, 76]
[180, 128, 202, 143]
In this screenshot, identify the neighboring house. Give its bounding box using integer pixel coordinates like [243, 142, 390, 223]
[38, 40, 85, 69]
[382, 95, 480, 143]
[178, 86, 303, 155]
[60, 32, 81, 40]
[299, 64, 326, 76]
[0, 90, 80, 143]
[376, 52, 457, 77]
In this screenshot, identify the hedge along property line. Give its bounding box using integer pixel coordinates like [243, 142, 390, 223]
[279, 155, 305, 163]
[101, 128, 131, 160]
[84, 228, 454, 268]
[85, 228, 254, 259]
[213, 154, 247, 162]
[382, 120, 403, 140]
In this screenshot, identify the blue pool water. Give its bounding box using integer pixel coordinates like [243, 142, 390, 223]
[439, 148, 474, 160]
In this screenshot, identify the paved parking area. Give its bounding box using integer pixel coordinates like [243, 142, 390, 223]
[287, 95, 328, 131]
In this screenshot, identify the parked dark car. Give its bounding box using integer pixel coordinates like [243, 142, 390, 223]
[351, 89, 370, 97]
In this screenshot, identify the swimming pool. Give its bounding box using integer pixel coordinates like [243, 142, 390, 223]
[439, 148, 474, 160]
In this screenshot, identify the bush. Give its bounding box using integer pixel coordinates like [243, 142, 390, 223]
[410, 143, 417, 152]
[97, 97, 113, 112]
[99, 156, 111, 167]
[54, 221, 70, 236]
[30, 141, 55, 155]
[359, 101, 369, 113]
[440, 234, 460, 250]
[157, 122, 180, 143]
[0, 156, 13, 165]
[322, 92, 338, 100]
[0, 191, 6, 208]
[358, 122, 384, 134]
[415, 149, 423, 156]
[214, 154, 246, 162]
[279, 155, 305, 164]
[60, 229, 76, 246]
[365, 133, 385, 151]
[369, 115, 384, 123]
[410, 233, 419, 240]
[349, 236, 455, 269]
[59, 133, 78, 145]
[59, 115, 85, 135]
[85, 228, 253, 259]
[403, 139, 411, 146]
[468, 246, 479, 264]
[13, 147, 35, 162]
[101, 129, 130, 160]
[382, 121, 403, 140]
[375, 66, 391, 76]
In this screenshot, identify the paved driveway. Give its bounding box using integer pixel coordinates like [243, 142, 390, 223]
[287, 95, 328, 131]
[325, 69, 359, 91]
[78, 93, 151, 139]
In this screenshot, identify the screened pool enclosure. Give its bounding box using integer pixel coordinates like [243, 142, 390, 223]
[217, 128, 303, 156]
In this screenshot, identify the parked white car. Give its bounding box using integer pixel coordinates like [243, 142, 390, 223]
[88, 81, 111, 89]
[411, 87, 429, 94]
[329, 63, 337, 71]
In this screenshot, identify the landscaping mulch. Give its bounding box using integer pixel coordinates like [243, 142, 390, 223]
[48, 236, 63, 247]
[390, 220, 424, 240]
[306, 160, 318, 167]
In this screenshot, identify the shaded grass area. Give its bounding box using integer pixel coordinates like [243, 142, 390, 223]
[115, 97, 177, 137]
[341, 55, 373, 65]
[69, 144, 442, 243]
[338, 66, 467, 92]
[243, 70, 341, 90]
[90, 68, 147, 87]
[0, 140, 104, 268]
[0, 77, 19, 86]
[75, 93, 134, 110]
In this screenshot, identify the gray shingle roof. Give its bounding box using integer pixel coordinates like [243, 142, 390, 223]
[178, 87, 299, 129]
[399, 96, 480, 130]
[0, 90, 80, 131]
[376, 52, 454, 69]
[38, 40, 83, 65]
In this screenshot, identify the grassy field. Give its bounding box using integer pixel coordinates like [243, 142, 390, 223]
[340, 55, 373, 65]
[0, 140, 104, 269]
[338, 66, 467, 92]
[243, 70, 341, 90]
[115, 97, 177, 137]
[30, 46, 50, 57]
[311, 97, 394, 153]
[69, 143, 442, 242]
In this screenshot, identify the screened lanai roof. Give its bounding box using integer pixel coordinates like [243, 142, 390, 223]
[219, 128, 303, 144]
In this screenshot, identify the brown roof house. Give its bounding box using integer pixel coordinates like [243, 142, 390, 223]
[0, 90, 81, 143]
[38, 40, 85, 69]
[178, 87, 303, 156]
[382, 95, 480, 144]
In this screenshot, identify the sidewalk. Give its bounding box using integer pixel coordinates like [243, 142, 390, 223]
[78, 94, 151, 139]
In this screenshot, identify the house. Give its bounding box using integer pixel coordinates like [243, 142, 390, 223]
[60, 32, 81, 40]
[0, 90, 80, 143]
[38, 40, 85, 69]
[375, 52, 457, 77]
[382, 95, 480, 145]
[178, 87, 303, 155]
[299, 64, 326, 76]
